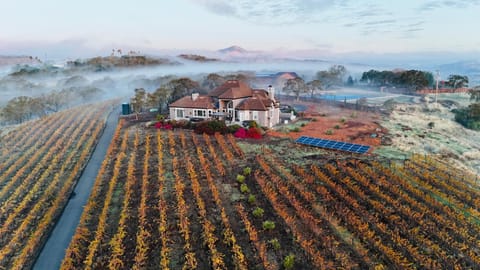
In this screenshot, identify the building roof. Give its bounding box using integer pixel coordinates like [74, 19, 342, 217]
[208, 80, 253, 99]
[236, 90, 276, 111]
[236, 97, 268, 111]
[169, 95, 216, 109]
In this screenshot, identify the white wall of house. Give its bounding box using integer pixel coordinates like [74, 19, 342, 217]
[169, 108, 211, 120]
[241, 107, 279, 128]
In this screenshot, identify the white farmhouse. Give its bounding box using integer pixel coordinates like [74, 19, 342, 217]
[169, 80, 280, 127]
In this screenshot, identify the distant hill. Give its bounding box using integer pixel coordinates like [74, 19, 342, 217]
[218, 45, 248, 55]
[0, 56, 41, 66]
[66, 55, 178, 71]
[178, 54, 219, 62]
[437, 61, 480, 85]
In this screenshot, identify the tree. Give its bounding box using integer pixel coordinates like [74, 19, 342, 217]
[346, 76, 354, 86]
[446, 74, 469, 89]
[42, 90, 69, 113]
[316, 65, 347, 89]
[202, 73, 225, 90]
[282, 77, 307, 101]
[223, 72, 253, 82]
[130, 88, 147, 113]
[167, 78, 199, 103]
[306, 79, 322, 98]
[1, 96, 35, 123]
[398, 70, 433, 92]
[469, 86, 480, 102]
[153, 86, 170, 113]
[152, 86, 170, 113]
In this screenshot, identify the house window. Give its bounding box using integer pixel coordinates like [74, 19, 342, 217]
[194, 110, 206, 117]
[176, 109, 184, 118]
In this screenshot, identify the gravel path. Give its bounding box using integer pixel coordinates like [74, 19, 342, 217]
[33, 107, 120, 270]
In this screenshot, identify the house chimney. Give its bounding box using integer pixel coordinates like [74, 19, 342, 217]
[267, 85, 275, 100]
[191, 93, 199, 101]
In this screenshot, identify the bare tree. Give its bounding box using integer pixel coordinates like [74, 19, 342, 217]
[283, 77, 307, 101]
[306, 79, 322, 98]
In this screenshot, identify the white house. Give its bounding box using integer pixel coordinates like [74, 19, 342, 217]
[169, 80, 280, 127]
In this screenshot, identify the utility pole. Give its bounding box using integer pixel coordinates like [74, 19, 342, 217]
[435, 70, 439, 106]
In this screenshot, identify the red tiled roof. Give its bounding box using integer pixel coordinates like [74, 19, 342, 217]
[208, 80, 253, 99]
[252, 89, 269, 98]
[236, 90, 276, 111]
[236, 97, 268, 111]
[169, 95, 216, 109]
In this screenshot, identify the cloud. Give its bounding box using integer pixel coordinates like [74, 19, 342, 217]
[194, 0, 237, 16]
[420, 0, 480, 11]
[405, 28, 423, 32]
[191, 0, 340, 24]
[364, 19, 396, 26]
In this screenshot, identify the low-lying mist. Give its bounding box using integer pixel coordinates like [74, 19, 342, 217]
[0, 59, 374, 105]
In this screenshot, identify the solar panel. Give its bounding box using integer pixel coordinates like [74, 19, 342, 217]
[295, 136, 370, 154]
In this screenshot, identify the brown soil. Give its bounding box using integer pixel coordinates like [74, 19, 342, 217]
[268, 102, 386, 149]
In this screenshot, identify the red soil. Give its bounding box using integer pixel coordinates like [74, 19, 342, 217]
[267, 102, 385, 148]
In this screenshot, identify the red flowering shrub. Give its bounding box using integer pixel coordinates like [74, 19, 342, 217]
[154, 122, 173, 130]
[234, 127, 262, 139]
[247, 127, 262, 139]
[234, 127, 248, 138]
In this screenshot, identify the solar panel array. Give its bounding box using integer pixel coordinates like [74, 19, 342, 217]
[296, 136, 370, 154]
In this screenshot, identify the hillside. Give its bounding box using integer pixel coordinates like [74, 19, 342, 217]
[178, 54, 219, 62]
[0, 56, 41, 66]
[376, 94, 480, 175]
[66, 55, 177, 71]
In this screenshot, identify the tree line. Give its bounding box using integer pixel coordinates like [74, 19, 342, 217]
[360, 69, 469, 92]
[453, 87, 480, 130]
[129, 73, 251, 114]
[1, 87, 103, 124]
[282, 65, 353, 101]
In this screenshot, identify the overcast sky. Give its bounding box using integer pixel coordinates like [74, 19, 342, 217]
[1, 0, 480, 58]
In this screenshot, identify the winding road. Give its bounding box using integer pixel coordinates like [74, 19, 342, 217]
[33, 107, 120, 270]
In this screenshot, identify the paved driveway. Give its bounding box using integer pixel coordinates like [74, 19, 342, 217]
[33, 108, 120, 270]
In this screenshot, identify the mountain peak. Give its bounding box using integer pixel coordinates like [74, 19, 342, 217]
[218, 45, 247, 54]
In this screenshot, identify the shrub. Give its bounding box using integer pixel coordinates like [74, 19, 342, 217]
[283, 254, 295, 269]
[194, 120, 227, 134]
[428, 121, 435, 129]
[350, 112, 357, 118]
[248, 127, 263, 139]
[252, 207, 264, 217]
[240, 183, 250, 193]
[290, 127, 300, 132]
[227, 124, 242, 134]
[334, 124, 340, 129]
[243, 167, 252, 176]
[300, 123, 306, 127]
[234, 127, 247, 138]
[268, 238, 281, 250]
[340, 117, 346, 123]
[234, 127, 263, 139]
[248, 194, 256, 204]
[262, 220, 275, 230]
[312, 117, 318, 122]
[325, 129, 334, 135]
[236, 174, 245, 183]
